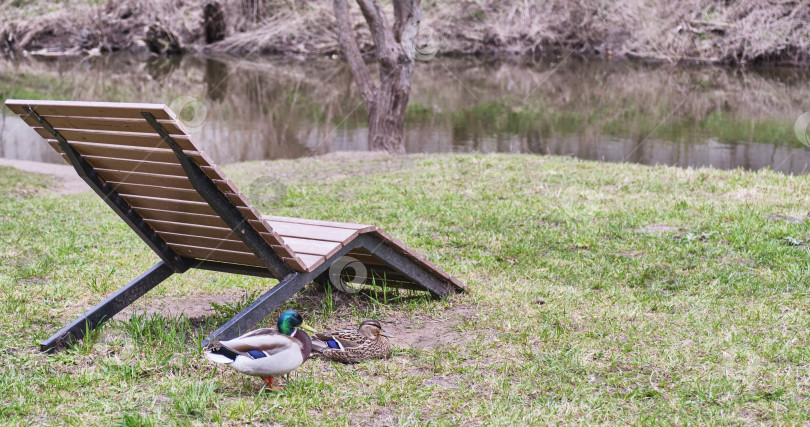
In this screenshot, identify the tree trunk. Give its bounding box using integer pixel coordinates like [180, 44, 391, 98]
[368, 59, 413, 153]
[203, 1, 226, 44]
[333, 0, 421, 154]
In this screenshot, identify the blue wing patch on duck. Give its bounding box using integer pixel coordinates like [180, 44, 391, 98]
[247, 349, 267, 359]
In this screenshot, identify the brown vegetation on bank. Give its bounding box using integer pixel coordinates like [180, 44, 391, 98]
[1, 0, 809, 66]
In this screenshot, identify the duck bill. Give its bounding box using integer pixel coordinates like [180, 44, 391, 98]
[380, 331, 395, 338]
[299, 322, 317, 334]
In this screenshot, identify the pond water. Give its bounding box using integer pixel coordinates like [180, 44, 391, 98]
[2, 54, 810, 173]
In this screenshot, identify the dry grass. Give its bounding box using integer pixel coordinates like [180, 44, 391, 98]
[0, 0, 205, 54]
[1, 0, 809, 65]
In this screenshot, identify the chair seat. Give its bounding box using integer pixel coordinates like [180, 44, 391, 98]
[262, 215, 377, 270]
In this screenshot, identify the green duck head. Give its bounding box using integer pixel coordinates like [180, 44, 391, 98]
[277, 310, 316, 335]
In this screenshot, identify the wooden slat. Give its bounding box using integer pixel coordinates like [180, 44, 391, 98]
[278, 237, 342, 257]
[133, 208, 228, 228]
[266, 221, 358, 243]
[168, 243, 263, 266]
[6, 99, 175, 120]
[212, 175, 243, 195]
[255, 230, 289, 252]
[33, 128, 195, 150]
[346, 249, 389, 266]
[61, 154, 229, 185]
[110, 182, 206, 203]
[268, 245, 294, 260]
[249, 221, 275, 234]
[22, 115, 185, 135]
[144, 220, 239, 241]
[53, 150, 255, 219]
[296, 254, 325, 270]
[263, 215, 372, 231]
[97, 170, 195, 189]
[121, 195, 218, 216]
[133, 206, 291, 259]
[48, 140, 210, 166]
[274, 256, 303, 270]
[157, 232, 251, 253]
[55, 151, 237, 202]
[365, 266, 419, 284]
[61, 153, 186, 176]
[120, 193, 253, 215]
[96, 169, 233, 193]
[146, 220, 297, 268]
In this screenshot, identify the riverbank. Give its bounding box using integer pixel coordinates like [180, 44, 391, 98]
[1, 0, 809, 66]
[2, 153, 810, 423]
[3, 55, 810, 174]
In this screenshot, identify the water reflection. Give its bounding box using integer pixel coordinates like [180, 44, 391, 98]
[1, 54, 810, 173]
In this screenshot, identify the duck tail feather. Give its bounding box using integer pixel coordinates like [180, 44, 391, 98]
[204, 345, 239, 364]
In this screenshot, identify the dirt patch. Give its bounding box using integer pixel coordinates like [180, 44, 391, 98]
[0, 159, 87, 195]
[424, 374, 462, 389]
[381, 305, 480, 350]
[367, 408, 397, 426]
[114, 293, 244, 322]
[635, 224, 680, 234]
[297, 290, 481, 351]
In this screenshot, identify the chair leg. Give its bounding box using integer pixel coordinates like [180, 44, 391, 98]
[202, 240, 369, 346]
[203, 272, 313, 346]
[40, 261, 174, 353]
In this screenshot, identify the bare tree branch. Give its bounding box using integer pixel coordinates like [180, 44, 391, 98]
[393, 0, 420, 43]
[356, 0, 397, 65]
[333, 0, 375, 104]
[355, 0, 387, 40]
[394, 0, 421, 56]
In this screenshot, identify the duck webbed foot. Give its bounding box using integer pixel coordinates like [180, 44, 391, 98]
[261, 376, 283, 391]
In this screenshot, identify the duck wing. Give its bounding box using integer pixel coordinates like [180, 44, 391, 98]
[313, 327, 370, 351]
[220, 328, 299, 356]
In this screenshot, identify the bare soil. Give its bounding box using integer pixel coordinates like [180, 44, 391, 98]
[382, 305, 480, 350]
[114, 293, 245, 322]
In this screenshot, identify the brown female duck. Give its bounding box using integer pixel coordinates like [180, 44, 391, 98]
[311, 319, 394, 363]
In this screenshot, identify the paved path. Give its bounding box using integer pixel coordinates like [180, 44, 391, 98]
[0, 158, 87, 194]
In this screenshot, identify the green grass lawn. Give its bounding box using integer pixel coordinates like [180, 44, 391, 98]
[2, 153, 810, 424]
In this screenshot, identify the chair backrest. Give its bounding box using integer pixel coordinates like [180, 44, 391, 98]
[5, 99, 307, 272]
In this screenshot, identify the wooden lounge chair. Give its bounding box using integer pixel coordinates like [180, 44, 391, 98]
[4, 99, 466, 352]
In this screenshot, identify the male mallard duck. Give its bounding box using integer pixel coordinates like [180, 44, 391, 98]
[204, 309, 316, 390]
[311, 319, 394, 363]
